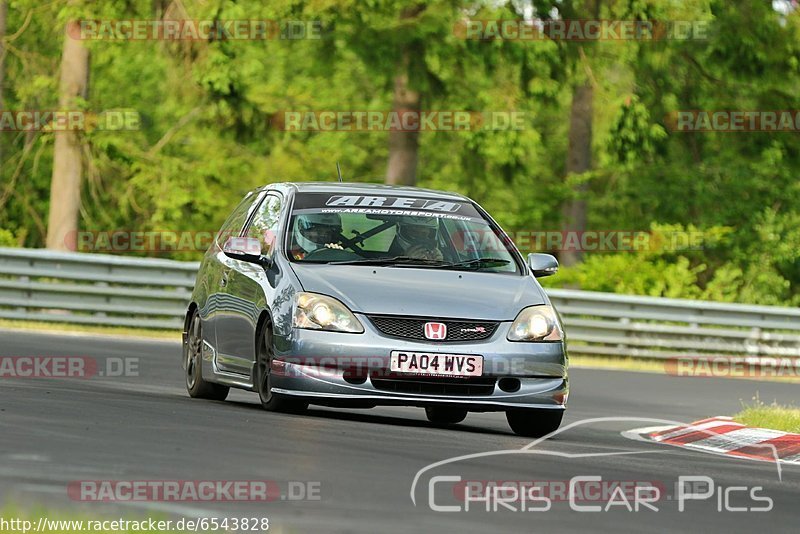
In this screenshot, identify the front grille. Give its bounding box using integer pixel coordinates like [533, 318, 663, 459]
[368, 315, 499, 342]
[370, 374, 496, 396]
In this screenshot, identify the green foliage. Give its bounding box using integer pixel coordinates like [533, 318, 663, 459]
[542, 223, 711, 299]
[0, 0, 798, 305]
[735, 396, 800, 433]
[0, 228, 18, 247]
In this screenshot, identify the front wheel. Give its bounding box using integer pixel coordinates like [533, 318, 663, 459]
[506, 408, 563, 437]
[184, 312, 229, 401]
[425, 406, 467, 426]
[255, 323, 308, 413]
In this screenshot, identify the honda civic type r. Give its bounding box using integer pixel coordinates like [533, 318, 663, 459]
[182, 182, 568, 436]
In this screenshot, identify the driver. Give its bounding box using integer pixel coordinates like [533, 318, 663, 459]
[291, 212, 343, 260]
[393, 216, 443, 261]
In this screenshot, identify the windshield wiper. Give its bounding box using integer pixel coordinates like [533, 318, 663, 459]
[325, 256, 511, 270]
[326, 255, 449, 267]
[443, 257, 511, 270]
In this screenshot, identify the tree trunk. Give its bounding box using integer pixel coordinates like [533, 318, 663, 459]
[46, 30, 89, 251]
[385, 50, 420, 186]
[152, 0, 169, 17]
[560, 80, 593, 267]
[0, 0, 8, 166]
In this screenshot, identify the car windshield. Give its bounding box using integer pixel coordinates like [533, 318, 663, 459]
[286, 192, 520, 273]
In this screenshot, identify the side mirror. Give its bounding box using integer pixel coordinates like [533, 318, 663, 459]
[223, 236, 272, 267]
[527, 253, 558, 277]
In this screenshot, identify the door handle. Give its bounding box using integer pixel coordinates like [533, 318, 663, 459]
[220, 271, 229, 287]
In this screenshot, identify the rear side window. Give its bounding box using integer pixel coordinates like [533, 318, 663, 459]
[216, 192, 260, 246]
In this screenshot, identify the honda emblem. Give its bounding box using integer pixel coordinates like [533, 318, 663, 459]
[424, 322, 447, 340]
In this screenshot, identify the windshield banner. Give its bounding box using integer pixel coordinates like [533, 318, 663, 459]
[292, 193, 481, 222]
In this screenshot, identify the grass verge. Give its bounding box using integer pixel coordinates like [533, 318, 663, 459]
[734, 398, 800, 433]
[570, 355, 667, 374]
[0, 318, 179, 341]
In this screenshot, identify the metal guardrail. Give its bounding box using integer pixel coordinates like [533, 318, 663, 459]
[1, 247, 799, 361]
[550, 288, 800, 360]
[0, 247, 198, 329]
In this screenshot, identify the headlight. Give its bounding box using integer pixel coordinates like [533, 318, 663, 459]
[507, 305, 563, 341]
[293, 292, 364, 333]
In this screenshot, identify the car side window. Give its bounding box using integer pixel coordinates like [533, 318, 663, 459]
[216, 193, 256, 246]
[216, 192, 263, 247]
[244, 193, 282, 255]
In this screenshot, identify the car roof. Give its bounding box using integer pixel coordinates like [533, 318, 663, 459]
[261, 182, 470, 201]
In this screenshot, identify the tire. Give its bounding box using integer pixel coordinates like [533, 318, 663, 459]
[184, 312, 229, 401]
[506, 408, 563, 437]
[425, 406, 467, 425]
[255, 321, 308, 413]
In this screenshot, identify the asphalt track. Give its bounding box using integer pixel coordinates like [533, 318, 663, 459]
[0, 329, 798, 533]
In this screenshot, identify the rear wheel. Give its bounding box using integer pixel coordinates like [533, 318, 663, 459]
[184, 312, 229, 401]
[506, 408, 563, 437]
[425, 406, 467, 426]
[255, 322, 308, 413]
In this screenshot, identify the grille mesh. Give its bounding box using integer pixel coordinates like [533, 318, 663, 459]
[368, 315, 498, 342]
[370, 374, 496, 396]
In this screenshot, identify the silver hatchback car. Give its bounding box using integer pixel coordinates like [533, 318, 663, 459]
[182, 182, 568, 436]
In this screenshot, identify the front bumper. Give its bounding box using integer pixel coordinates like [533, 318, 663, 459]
[271, 313, 568, 411]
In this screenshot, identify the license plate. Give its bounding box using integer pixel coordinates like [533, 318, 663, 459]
[389, 351, 483, 377]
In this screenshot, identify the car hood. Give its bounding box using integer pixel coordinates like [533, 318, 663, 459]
[289, 264, 545, 320]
